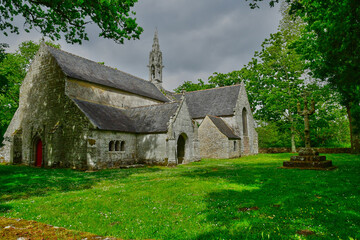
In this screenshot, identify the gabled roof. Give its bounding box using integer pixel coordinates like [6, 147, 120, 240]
[207, 115, 240, 139]
[73, 99, 136, 132]
[174, 85, 241, 119]
[72, 99, 179, 133]
[46, 45, 169, 103]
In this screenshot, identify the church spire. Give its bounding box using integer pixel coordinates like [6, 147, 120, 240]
[152, 28, 160, 51]
[148, 29, 164, 88]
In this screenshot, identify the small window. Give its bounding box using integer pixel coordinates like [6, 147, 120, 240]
[115, 141, 120, 151]
[109, 141, 115, 151]
[120, 141, 125, 151]
[233, 141, 237, 151]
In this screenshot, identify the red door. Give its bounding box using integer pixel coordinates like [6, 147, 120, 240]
[36, 140, 42, 167]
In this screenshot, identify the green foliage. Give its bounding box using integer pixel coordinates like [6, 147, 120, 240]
[1, 154, 360, 239]
[0, 0, 143, 44]
[0, 40, 60, 144]
[290, 0, 360, 152]
[256, 122, 295, 148]
[174, 79, 215, 93]
[174, 2, 351, 149]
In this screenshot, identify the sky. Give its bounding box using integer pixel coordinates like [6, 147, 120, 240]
[2, 0, 282, 91]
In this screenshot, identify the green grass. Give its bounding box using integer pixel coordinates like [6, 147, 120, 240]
[1, 154, 359, 239]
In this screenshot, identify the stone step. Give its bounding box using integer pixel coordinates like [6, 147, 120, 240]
[283, 160, 334, 169]
[290, 155, 327, 162]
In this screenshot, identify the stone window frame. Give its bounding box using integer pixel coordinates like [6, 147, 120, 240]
[120, 141, 125, 152]
[115, 141, 120, 151]
[233, 141, 237, 151]
[109, 141, 115, 151]
[242, 107, 248, 136]
[108, 140, 125, 152]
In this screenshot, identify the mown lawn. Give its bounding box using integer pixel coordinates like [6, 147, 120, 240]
[1, 153, 359, 240]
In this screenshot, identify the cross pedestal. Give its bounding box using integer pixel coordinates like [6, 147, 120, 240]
[283, 147, 335, 169]
[283, 98, 336, 170]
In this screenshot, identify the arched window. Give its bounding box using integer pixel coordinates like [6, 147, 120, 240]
[233, 141, 237, 151]
[120, 141, 125, 151]
[109, 141, 115, 151]
[115, 141, 120, 151]
[242, 108, 248, 136]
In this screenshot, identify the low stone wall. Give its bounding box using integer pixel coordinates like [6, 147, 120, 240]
[259, 147, 351, 154]
[0, 146, 7, 163]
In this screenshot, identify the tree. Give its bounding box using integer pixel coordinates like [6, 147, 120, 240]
[174, 79, 215, 93]
[0, 0, 143, 44]
[174, 2, 351, 150]
[290, 0, 360, 153]
[0, 40, 60, 145]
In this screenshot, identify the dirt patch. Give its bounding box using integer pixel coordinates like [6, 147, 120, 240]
[238, 206, 259, 212]
[296, 229, 316, 236]
[0, 217, 121, 240]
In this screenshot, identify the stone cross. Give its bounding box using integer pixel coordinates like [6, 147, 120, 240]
[297, 98, 315, 148]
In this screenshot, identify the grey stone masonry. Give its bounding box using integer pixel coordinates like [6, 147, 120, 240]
[199, 116, 241, 159]
[1, 33, 258, 169]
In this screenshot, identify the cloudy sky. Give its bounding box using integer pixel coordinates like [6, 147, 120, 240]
[3, 0, 282, 91]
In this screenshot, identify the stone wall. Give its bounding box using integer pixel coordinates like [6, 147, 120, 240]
[170, 100, 200, 164]
[199, 117, 232, 159]
[1, 108, 23, 163]
[87, 131, 137, 169]
[223, 82, 258, 155]
[7, 45, 93, 169]
[66, 79, 162, 109]
[259, 148, 351, 154]
[137, 133, 167, 165]
[228, 139, 241, 158]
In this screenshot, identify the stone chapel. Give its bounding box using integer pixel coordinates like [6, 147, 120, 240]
[0, 31, 258, 169]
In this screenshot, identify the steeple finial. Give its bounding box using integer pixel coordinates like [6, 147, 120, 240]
[148, 28, 164, 89]
[152, 27, 160, 50]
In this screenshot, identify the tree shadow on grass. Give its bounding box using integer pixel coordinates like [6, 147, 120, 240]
[0, 204, 12, 213]
[0, 165, 162, 202]
[180, 158, 360, 239]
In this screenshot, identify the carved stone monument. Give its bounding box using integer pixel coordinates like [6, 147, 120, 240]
[283, 97, 336, 170]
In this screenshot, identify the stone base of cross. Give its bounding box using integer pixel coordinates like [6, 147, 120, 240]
[283, 96, 336, 170]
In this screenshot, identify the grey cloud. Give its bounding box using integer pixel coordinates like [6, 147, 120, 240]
[2, 0, 281, 91]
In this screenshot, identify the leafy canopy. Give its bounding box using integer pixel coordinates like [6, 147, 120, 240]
[0, 40, 60, 144]
[0, 0, 143, 44]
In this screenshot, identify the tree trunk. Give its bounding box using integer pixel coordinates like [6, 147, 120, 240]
[346, 104, 360, 154]
[290, 116, 296, 153]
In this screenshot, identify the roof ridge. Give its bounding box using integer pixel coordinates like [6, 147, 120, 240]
[45, 44, 152, 85]
[72, 97, 178, 111]
[173, 84, 241, 95]
[124, 101, 179, 110]
[71, 97, 126, 110]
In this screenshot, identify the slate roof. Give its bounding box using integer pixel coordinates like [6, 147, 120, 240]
[174, 85, 241, 119]
[125, 103, 179, 133]
[46, 45, 169, 102]
[72, 99, 179, 133]
[207, 115, 240, 139]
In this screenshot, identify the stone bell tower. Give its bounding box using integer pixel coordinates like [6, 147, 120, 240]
[148, 29, 164, 88]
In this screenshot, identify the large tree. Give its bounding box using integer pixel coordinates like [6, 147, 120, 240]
[290, 0, 360, 153]
[174, 2, 351, 150]
[0, 0, 143, 44]
[246, 0, 360, 153]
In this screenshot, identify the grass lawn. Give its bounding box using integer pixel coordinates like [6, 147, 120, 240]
[1, 153, 359, 239]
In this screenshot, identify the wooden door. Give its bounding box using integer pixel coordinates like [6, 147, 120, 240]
[36, 140, 42, 167]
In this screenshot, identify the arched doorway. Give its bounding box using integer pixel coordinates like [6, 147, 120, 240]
[177, 134, 187, 164]
[35, 139, 43, 167]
